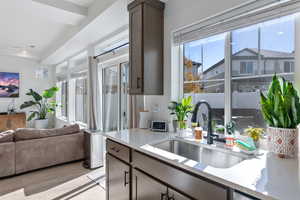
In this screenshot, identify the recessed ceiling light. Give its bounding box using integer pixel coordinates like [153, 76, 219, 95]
[21, 50, 28, 55]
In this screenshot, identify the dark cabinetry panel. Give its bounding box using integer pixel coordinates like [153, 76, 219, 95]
[107, 139, 130, 163]
[129, 3, 143, 94]
[132, 169, 168, 200]
[168, 188, 192, 200]
[132, 150, 228, 200]
[106, 154, 130, 200]
[105, 139, 259, 200]
[128, 0, 164, 95]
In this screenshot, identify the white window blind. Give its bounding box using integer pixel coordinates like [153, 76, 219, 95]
[55, 62, 68, 82]
[173, 0, 300, 45]
[70, 56, 88, 79]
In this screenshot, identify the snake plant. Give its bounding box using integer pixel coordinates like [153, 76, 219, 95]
[260, 74, 300, 129]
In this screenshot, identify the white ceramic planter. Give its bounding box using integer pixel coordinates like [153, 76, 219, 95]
[267, 127, 298, 158]
[34, 119, 49, 129]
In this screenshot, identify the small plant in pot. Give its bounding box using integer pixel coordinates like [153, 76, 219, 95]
[168, 96, 193, 132]
[20, 87, 59, 129]
[260, 74, 300, 158]
[244, 127, 264, 148]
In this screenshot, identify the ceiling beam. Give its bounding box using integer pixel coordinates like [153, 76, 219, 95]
[32, 0, 88, 17]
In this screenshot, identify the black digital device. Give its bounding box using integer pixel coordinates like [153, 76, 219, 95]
[151, 121, 168, 132]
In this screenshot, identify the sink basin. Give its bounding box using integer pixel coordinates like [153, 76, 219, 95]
[151, 139, 246, 168]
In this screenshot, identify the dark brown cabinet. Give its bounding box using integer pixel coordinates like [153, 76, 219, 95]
[128, 0, 165, 95]
[106, 154, 130, 200]
[105, 139, 259, 200]
[133, 169, 168, 200]
[132, 150, 228, 200]
[133, 169, 192, 200]
[168, 189, 191, 200]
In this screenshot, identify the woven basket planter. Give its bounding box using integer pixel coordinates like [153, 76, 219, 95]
[267, 127, 298, 158]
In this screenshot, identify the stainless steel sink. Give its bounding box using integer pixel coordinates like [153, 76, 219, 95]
[152, 139, 246, 168]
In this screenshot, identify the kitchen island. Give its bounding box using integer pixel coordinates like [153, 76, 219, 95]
[103, 129, 300, 200]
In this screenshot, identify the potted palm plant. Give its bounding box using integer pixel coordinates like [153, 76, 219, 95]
[168, 96, 193, 131]
[20, 87, 59, 129]
[260, 74, 300, 158]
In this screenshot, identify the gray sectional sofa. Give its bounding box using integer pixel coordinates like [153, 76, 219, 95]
[0, 124, 85, 178]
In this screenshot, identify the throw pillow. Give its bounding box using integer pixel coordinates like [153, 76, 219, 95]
[0, 130, 14, 143]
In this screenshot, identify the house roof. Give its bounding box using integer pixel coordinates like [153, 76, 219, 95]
[203, 48, 294, 74]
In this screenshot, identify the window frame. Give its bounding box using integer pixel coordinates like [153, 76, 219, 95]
[74, 77, 88, 125]
[284, 61, 294, 73]
[240, 61, 254, 75]
[59, 80, 69, 120]
[99, 50, 130, 132]
[179, 15, 297, 131]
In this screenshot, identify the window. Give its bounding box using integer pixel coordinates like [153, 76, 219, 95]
[59, 81, 68, 118]
[240, 62, 253, 74]
[75, 78, 88, 124]
[284, 61, 295, 73]
[182, 14, 295, 134]
[232, 15, 295, 133]
[102, 62, 130, 132]
[274, 61, 280, 73]
[55, 53, 88, 124]
[184, 33, 226, 128]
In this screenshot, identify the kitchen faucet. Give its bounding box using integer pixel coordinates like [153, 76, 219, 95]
[191, 100, 215, 145]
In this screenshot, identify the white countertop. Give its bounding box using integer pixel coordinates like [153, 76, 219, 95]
[102, 129, 300, 200]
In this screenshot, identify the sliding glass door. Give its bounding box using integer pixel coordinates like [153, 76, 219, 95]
[102, 62, 130, 132]
[103, 65, 118, 131]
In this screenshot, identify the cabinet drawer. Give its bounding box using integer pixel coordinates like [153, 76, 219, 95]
[106, 139, 130, 163]
[132, 150, 228, 200]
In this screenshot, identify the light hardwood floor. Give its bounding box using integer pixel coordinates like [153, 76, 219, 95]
[0, 162, 106, 200]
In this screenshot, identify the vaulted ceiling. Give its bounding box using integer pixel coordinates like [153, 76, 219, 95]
[0, 0, 98, 61]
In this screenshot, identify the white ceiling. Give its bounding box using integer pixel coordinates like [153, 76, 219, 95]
[0, 0, 96, 61]
[65, 0, 95, 7]
[42, 0, 128, 65]
[0, 0, 168, 63]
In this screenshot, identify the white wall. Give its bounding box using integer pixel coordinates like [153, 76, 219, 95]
[0, 56, 54, 126]
[144, 0, 251, 122]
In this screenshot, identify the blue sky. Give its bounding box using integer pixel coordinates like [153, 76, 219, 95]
[185, 15, 295, 71]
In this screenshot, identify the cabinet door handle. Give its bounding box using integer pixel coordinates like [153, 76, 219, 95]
[110, 147, 120, 153]
[124, 171, 129, 187]
[110, 147, 116, 151]
[137, 77, 141, 89]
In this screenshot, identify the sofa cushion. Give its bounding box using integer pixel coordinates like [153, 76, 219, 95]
[57, 124, 80, 135]
[15, 124, 80, 141]
[0, 130, 14, 143]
